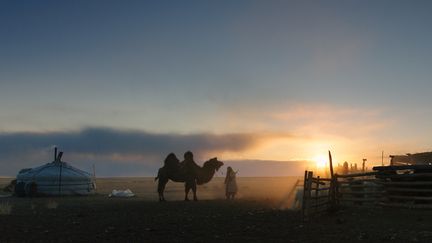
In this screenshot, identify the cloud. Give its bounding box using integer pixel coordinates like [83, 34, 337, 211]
[220, 102, 392, 140]
[0, 127, 278, 176]
[270, 103, 392, 137]
[211, 102, 403, 164]
[0, 127, 269, 156]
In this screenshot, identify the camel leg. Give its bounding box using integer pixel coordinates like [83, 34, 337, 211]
[192, 182, 198, 201]
[158, 177, 168, 202]
[184, 182, 191, 201]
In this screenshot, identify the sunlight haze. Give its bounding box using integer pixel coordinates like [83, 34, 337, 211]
[1, 0, 432, 176]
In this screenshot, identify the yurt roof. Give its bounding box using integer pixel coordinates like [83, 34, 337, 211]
[18, 160, 91, 179]
[17, 149, 92, 181]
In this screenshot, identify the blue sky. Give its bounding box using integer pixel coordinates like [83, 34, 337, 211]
[1, 1, 432, 176]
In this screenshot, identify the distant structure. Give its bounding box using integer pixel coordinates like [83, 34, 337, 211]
[389, 151, 432, 166]
[15, 147, 96, 196]
[335, 161, 365, 175]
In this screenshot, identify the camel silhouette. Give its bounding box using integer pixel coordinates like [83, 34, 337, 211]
[155, 153, 223, 201]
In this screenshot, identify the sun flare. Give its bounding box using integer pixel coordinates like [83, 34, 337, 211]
[313, 155, 328, 169]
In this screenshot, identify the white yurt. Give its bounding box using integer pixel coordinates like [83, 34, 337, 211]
[15, 148, 96, 196]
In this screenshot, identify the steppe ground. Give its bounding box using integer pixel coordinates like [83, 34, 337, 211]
[1, 177, 432, 242]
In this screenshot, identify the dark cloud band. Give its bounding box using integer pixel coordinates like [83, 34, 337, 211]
[0, 127, 302, 176]
[0, 127, 260, 157]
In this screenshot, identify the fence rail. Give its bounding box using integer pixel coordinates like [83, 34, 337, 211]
[302, 171, 334, 220]
[300, 151, 432, 220]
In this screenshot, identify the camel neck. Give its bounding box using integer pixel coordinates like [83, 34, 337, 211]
[196, 164, 216, 185]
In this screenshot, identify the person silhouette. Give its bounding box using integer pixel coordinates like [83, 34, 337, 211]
[224, 166, 238, 200]
[181, 151, 200, 174]
[181, 151, 200, 201]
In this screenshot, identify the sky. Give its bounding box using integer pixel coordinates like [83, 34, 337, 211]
[1, 0, 432, 176]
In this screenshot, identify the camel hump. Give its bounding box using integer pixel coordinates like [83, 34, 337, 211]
[164, 153, 180, 169]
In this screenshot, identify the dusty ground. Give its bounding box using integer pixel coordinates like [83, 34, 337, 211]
[1, 177, 432, 242]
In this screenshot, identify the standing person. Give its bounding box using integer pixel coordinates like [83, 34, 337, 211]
[180, 151, 200, 176]
[224, 166, 238, 200]
[180, 151, 200, 201]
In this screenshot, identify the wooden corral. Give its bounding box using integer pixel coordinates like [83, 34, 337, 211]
[302, 171, 333, 220]
[334, 165, 432, 208]
[335, 171, 382, 207]
[301, 151, 432, 220]
[373, 165, 432, 208]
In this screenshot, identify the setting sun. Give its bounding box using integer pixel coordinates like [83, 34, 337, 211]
[313, 155, 328, 169]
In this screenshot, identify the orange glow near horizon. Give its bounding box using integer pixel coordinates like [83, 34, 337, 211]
[313, 155, 328, 169]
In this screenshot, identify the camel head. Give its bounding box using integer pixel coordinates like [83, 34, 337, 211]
[204, 157, 224, 171]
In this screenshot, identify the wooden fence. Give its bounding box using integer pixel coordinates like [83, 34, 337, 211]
[335, 166, 432, 208]
[302, 166, 432, 219]
[373, 165, 432, 208]
[301, 162, 432, 219]
[336, 171, 383, 207]
[302, 170, 333, 220]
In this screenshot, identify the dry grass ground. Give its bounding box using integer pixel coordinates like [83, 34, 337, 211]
[0, 201, 12, 215]
[1, 177, 432, 242]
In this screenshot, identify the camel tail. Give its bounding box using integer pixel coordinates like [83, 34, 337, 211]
[155, 168, 162, 181]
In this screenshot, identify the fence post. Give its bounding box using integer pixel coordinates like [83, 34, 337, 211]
[328, 150, 339, 211]
[302, 171, 314, 221]
[302, 170, 308, 220]
[315, 176, 320, 214]
[331, 175, 339, 210]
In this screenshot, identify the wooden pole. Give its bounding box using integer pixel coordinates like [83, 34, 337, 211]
[362, 159, 367, 172]
[302, 170, 308, 220]
[58, 152, 63, 196]
[92, 163, 97, 191]
[328, 150, 334, 178]
[302, 171, 314, 221]
[382, 151, 384, 166]
[306, 171, 313, 219]
[328, 150, 338, 211]
[315, 176, 320, 214]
